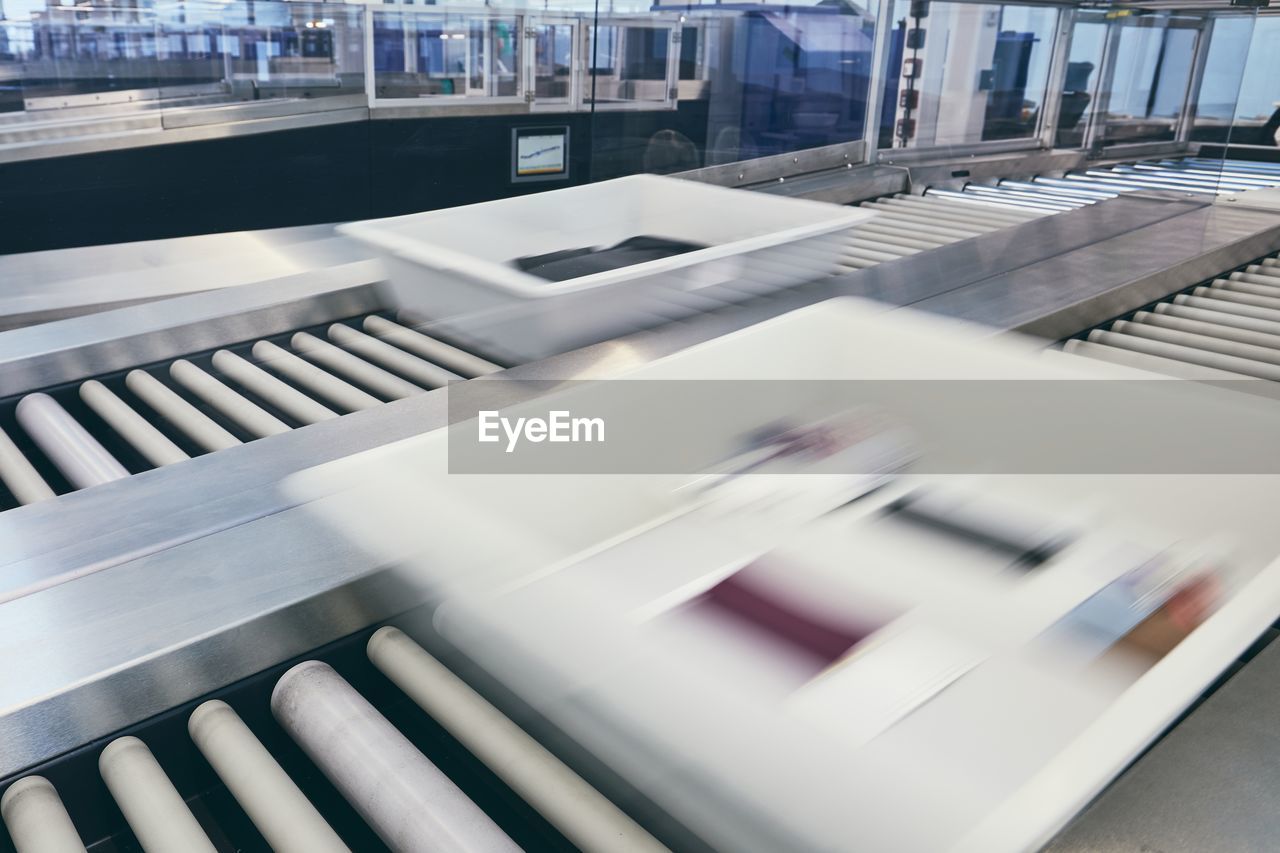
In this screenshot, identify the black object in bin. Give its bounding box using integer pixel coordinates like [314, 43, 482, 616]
[514, 236, 708, 283]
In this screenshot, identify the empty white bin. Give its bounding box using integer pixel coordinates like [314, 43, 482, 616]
[340, 174, 873, 362]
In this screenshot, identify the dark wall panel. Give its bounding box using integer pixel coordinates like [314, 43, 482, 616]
[0, 120, 373, 255]
[367, 113, 595, 218]
[0, 102, 711, 256]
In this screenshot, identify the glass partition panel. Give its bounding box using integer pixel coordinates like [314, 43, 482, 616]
[1229, 15, 1280, 147]
[584, 20, 676, 110]
[152, 1, 366, 128]
[0, 18, 34, 116]
[588, 1, 878, 178]
[1054, 13, 1107, 148]
[1097, 14, 1201, 148]
[880, 0, 1058, 151]
[529, 18, 577, 106]
[371, 8, 523, 103]
[1198, 13, 1278, 148]
[17, 5, 159, 114]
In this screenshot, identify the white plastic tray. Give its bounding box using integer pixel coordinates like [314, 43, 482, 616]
[340, 174, 873, 362]
[283, 298, 1280, 852]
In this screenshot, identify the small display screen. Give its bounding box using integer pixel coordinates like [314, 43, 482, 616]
[515, 133, 566, 175]
[513, 128, 569, 180]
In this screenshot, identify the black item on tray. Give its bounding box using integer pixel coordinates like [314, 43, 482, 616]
[513, 235, 708, 282]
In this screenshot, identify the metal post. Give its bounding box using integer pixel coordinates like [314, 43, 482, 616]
[1175, 16, 1214, 145]
[1037, 7, 1075, 151]
[863, 0, 898, 164]
[1082, 13, 1123, 158]
[362, 4, 376, 107]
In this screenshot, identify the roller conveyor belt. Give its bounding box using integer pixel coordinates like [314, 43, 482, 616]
[0, 626, 660, 853]
[849, 192, 1049, 269]
[920, 157, 1280, 215]
[1063, 252, 1280, 381]
[0, 313, 503, 512]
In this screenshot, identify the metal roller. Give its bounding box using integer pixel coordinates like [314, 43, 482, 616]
[188, 700, 348, 853]
[902, 193, 1042, 220]
[883, 194, 1045, 222]
[1154, 301, 1280, 336]
[1139, 166, 1275, 189]
[98, 737, 217, 853]
[210, 350, 338, 425]
[79, 380, 188, 468]
[1141, 161, 1279, 186]
[1192, 285, 1280, 312]
[1155, 164, 1277, 184]
[1043, 156, 1280, 204]
[271, 660, 519, 853]
[250, 340, 382, 413]
[1075, 171, 1213, 194]
[368, 627, 666, 853]
[1077, 170, 1219, 194]
[1032, 176, 1129, 195]
[0, 776, 87, 853]
[927, 188, 1066, 214]
[1184, 158, 1280, 175]
[865, 198, 1013, 227]
[959, 185, 1082, 210]
[170, 360, 291, 439]
[868, 196, 1023, 225]
[870, 198, 1017, 226]
[1135, 310, 1280, 351]
[1212, 279, 1280, 300]
[847, 238, 914, 257]
[1243, 264, 1280, 279]
[1173, 293, 1280, 324]
[125, 370, 241, 452]
[860, 212, 988, 240]
[840, 244, 902, 263]
[1228, 272, 1280, 289]
[740, 246, 845, 282]
[327, 324, 462, 389]
[853, 221, 950, 249]
[1114, 166, 1261, 192]
[1110, 319, 1280, 367]
[999, 180, 1113, 201]
[968, 185, 1091, 207]
[1086, 329, 1280, 381]
[856, 231, 949, 251]
[364, 316, 502, 378]
[15, 393, 129, 490]
[1161, 159, 1280, 180]
[878, 215, 996, 237]
[921, 189, 1062, 214]
[1062, 339, 1254, 380]
[291, 332, 423, 401]
[0, 425, 55, 505]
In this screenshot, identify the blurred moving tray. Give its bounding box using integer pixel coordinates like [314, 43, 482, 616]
[3, 296, 1280, 851]
[1047, 628, 1280, 853]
